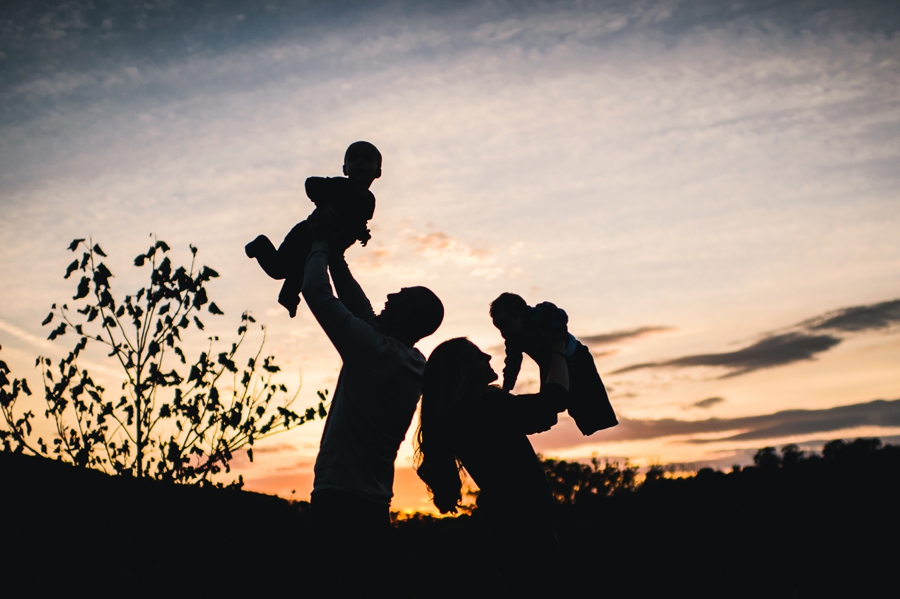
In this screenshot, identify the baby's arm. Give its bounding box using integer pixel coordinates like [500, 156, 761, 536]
[304, 177, 334, 205]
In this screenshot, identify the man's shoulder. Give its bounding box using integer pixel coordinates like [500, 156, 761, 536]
[386, 338, 426, 369]
[343, 328, 425, 369]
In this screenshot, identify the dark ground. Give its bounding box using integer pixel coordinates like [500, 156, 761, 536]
[2, 439, 898, 597]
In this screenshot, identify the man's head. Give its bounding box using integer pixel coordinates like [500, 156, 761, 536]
[343, 141, 382, 185]
[489, 292, 530, 341]
[377, 286, 444, 346]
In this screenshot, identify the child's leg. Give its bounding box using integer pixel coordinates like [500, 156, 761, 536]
[567, 342, 618, 435]
[244, 235, 284, 279]
[276, 220, 312, 318]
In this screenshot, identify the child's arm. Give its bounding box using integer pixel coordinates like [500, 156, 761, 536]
[304, 177, 334, 205]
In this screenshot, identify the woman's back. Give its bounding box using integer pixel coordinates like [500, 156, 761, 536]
[454, 385, 565, 537]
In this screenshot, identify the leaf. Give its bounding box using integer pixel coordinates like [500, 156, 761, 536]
[190, 244, 197, 255]
[93, 244, 107, 257]
[217, 352, 236, 373]
[156, 256, 172, 280]
[93, 263, 113, 288]
[42, 312, 54, 326]
[68, 239, 85, 251]
[73, 276, 91, 300]
[193, 316, 204, 331]
[98, 289, 114, 309]
[148, 341, 160, 357]
[134, 254, 145, 267]
[192, 287, 208, 309]
[199, 266, 219, 282]
[48, 323, 67, 341]
[208, 302, 224, 315]
[64, 260, 79, 279]
[155, 240, 170, 252]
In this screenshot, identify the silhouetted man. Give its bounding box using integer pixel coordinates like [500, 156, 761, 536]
[302, 237, 444, 598]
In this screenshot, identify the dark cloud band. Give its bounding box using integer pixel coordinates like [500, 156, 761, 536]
[612, 332, 841, 377]
[611, 297, 899, 378]
[532, 398, 900, 452]
[580, 326, 673, 346]
[809, 299, 900, 332]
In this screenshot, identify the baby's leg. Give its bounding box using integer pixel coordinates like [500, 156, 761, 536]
[245, 235, 284, 279]
[276, 220, 312, 318]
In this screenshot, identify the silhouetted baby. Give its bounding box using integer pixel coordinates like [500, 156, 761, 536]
[245, 141, 381, 317]
[490, 292, 618, 436]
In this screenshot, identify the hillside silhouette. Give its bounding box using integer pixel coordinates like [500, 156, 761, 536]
[393, 438, 900, 598]
[2, 438, 897, 597]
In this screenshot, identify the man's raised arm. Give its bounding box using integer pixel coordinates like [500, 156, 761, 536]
[328, 250, 377, 324]
[302, 240, 383, 361]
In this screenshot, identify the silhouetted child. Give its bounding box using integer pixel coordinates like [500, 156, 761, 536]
[245, 141, 381, 317]
[490, 292, 618, 435]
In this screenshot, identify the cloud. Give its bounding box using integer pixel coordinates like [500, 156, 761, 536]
[580, 326, 673, 346]
[613, 332, 842, 377]
[807, 299, 900, 333]
[610, 298, 900, 378]
[532, 398, 900, 452]
[0, 318, 54, 350]
[405, 230, 501, 278]
[408, 230, 488, 261]
[686, 396, 725, 410]
[250, 443, 296, 455]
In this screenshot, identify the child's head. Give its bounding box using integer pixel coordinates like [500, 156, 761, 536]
[490, 292, 530, 341]
[343, 141, 382, 184]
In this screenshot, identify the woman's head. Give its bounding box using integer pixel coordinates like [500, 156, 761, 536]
[415, 338, 497, 513]
[423, 338, 496, 400]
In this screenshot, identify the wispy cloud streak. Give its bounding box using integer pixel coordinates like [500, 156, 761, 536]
[613, 332, 842, 377]
[580, 326, 673, 346]
[533, 398, 900, 452]
[613, 298, 900, 378]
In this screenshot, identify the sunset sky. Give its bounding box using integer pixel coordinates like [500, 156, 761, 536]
[1, 0, 898, 513]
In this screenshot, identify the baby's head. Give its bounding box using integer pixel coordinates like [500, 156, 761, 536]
[490, 292, 530, 342]
[343, 141, 382, 185]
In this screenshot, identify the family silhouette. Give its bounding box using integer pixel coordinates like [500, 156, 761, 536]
[245, 141, 617, 597]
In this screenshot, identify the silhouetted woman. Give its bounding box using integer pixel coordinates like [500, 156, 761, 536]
[415, 336, 569, 594]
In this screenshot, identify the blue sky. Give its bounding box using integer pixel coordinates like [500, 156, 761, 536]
[1, 0, 899, 511]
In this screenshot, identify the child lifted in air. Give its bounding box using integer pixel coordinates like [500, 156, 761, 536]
[245, 141, 381, 317]
[490, 292, 618, 436]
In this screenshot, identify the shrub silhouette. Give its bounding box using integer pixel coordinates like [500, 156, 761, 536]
[0, 237, 326, 486]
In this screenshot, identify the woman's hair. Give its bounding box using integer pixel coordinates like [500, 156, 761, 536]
[415, 337, 480, 514]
